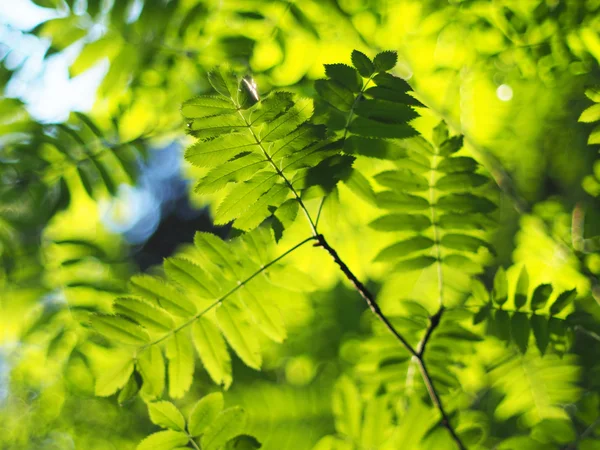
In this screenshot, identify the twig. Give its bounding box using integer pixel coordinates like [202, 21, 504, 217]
[417, 306, 445, 357]
[314, 233, 466, 449]
[315, 234, 417, 357]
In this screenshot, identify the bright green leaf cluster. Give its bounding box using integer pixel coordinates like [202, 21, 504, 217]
[182, 67, 347, 232]
[138, 393, 260, 450]
[473, 266, 577, 354]
[370, 122, 496, 274]
[91, 228, 306, 399]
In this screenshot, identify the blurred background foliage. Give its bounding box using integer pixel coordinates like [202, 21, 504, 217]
[1, 0, 600, 448]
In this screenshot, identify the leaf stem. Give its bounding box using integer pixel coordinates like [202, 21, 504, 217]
[428, 146, 444, 308]
[417, 358, 465, 450]
[188, 435, 201, 450]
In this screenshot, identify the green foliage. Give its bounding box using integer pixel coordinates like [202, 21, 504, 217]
[2, 1, 600, 449]
[369, 122, 495, 274]
[90, 227, 313, 400]
[182, 67, 349, 231]
[472, 266, 578, 355]
[138, 393, 255, 450]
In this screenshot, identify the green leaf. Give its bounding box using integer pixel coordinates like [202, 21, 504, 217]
[437, 194, 496, 214]
[495, 310, 511, 342]
[313, 436, 354, 450]
[438, 136, 464, 155]
[351, 50, 375, 78]
[442, 254, 480, 273]
[440, 233, 492, 254]
[437, 156, 478, 173]
[514, 268, 530, 310]
[315, 79, 355, 112]
[207, 67, 240, 100]
[549, 289, 576, 315]
[375, 191, 429, 211]
[493, 268, 508, 305]
[332, 376, 361, 440]
[354, 99, 418, 124]
[91, 314, 149, 346]
[344, 136, 406, 159]
[437, 213, 494, 230]
[343, 168, 376, 205]
[201, 407, 246, 450]
[113, 297, 174, 333]
[95, 354, 135, 397]
[117, 373, 140, 406]
[349, 117, 417, 139]
[579, 103, 600, 123]
[588, 125, 600, 145]
[374, 237, 434, 261]
[531, 418, 576, 444]
[192, 318, 232, 388]
[166, 332, 195, 399]
[511, 312, 530, 354]
[249, 92, 294, 125]
[473, 303, 491, 325]
[369, 213, 431, 232]
[77, 164, 95, 198]
[360, 396, 392, 448]
[435, 173, 488, 191]
[262, 98, 313, 142]
[137, 430, 190, 450]
[394, 255, 437, 272]
[185, 134, 256, 168]
[216, 302, 262, 369]
[164, 257, 220, 300]
[187, 113, 247, 138]
[224, 435, 262, 450]
[181, 96, 237, 119]
[324, 64, 362, 92]
[137, 346, 165, 400]
[188, 392, 224, 437]
[432, 122, 449, 147]
[130, 275, 197, 318]
[195, 154, 267, 195]
[373, 50, 398, 72]
[148, 401, 186, 432]
[214, 173, 279, 225]
[236, 288, 286, 343]
[371, 73, 412, 94]
[530, 315, 549, 355]
[530, 284, 553, 311]
[375, 169, 429, 192]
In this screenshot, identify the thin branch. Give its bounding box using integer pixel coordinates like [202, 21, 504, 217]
[417, 306, 445, 357]
[417, 358, 465, 450]
[137, 236, 316, 353]
[314, 233, 418, 357]
[314, 233, 465, 449]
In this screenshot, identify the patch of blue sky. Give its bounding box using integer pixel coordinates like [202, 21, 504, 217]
[0, 0, 107, 122]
